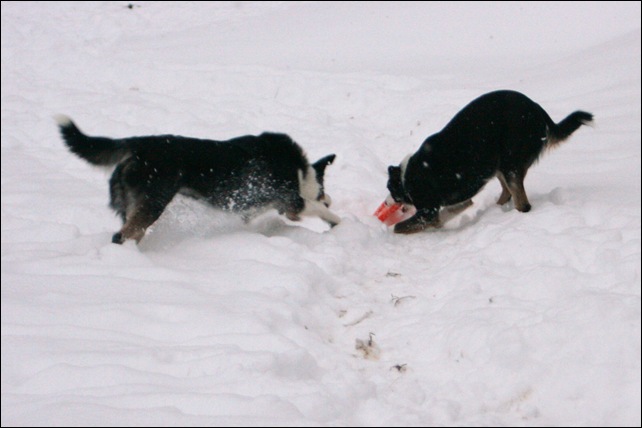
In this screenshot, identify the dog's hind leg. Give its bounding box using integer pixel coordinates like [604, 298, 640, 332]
[500, 170, 531, 212]
[109, 163, 128, 224]
[496, 172, 512, 206]
[112, 185, 178, 244]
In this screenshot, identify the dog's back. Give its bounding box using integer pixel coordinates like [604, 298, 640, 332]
[437, 90, 591, 178]
[171, 133, 310, 212]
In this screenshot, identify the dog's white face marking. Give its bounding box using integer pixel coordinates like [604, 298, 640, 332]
[400, 154, 411, 186]
[298, 166, 321, 201]
[297, 166, 338, 225]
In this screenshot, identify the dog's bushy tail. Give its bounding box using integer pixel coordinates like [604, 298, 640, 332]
[545, 110, 594, 147]
[55, 115, 129, 166]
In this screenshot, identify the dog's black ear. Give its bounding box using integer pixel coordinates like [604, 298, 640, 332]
[388, 165, 401, 179]
[313, 154, 336, 178]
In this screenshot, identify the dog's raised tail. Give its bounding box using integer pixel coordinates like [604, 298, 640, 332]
[546, 110, 593, 147]
[55, 115, 128, 166]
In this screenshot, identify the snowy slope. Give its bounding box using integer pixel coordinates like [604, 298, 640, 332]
[1, 2, 640, 426]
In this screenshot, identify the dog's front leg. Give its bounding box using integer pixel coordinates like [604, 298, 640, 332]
[439, 199, 473, 224]
[299, 200, 341, 228]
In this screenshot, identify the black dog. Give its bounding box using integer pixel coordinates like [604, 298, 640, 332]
[387, 90, 593, 234]
[56, 116, 340, 243]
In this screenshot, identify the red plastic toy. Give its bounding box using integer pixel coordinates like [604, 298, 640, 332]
[374, 198, 414, 226]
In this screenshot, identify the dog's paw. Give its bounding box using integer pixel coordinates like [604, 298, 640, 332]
[394, 220, 425, 234]
[111, 232, 124, 244]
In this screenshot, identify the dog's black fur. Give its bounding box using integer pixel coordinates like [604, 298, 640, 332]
[387, 90, 593, 234]
[56, 116, 340, 243]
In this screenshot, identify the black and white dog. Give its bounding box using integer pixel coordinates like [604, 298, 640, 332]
[387, 90, 593, 234]
[56, 116, 340, 243]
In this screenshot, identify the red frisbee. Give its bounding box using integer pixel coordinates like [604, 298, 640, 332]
[374, 199, 414, 226]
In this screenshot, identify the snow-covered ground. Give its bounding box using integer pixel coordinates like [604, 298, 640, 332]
[1, 2, 640, 426]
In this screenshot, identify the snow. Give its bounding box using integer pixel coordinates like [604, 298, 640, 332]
[1, 1, 640, 426]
